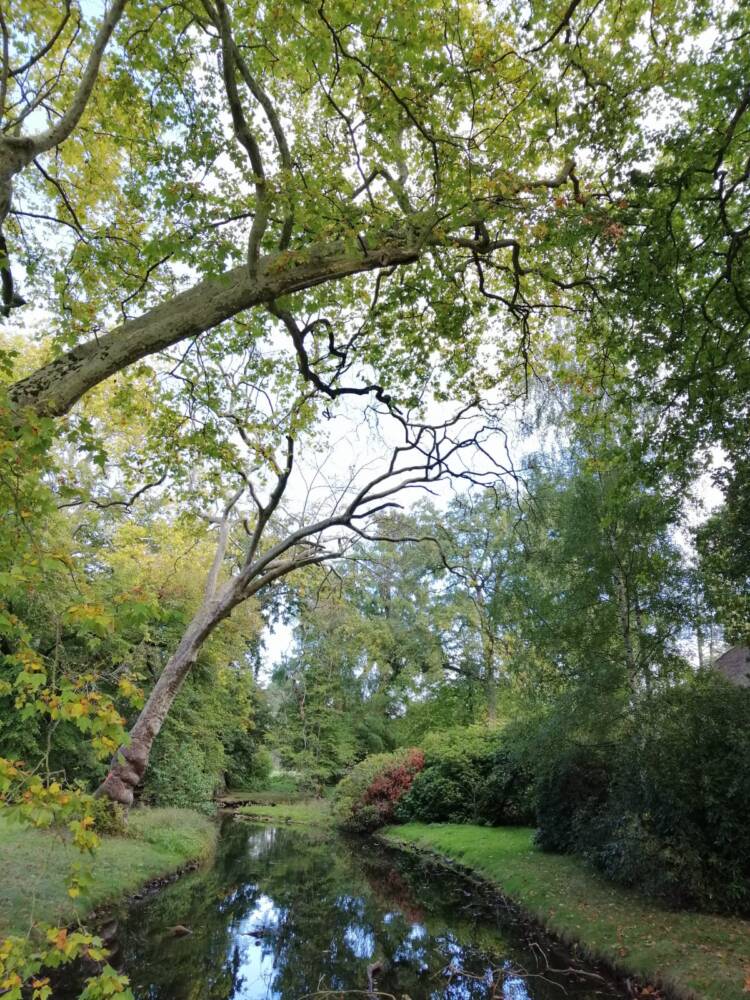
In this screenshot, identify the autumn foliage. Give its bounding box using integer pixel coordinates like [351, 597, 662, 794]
[334, 749, 425, 833]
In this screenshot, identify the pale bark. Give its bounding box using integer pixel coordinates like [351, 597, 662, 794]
[485, 672, 498, 724]
[97, 489, 244, 807]
[18, 0, 128, 157]
[0, 0, 128, 317]
[614, 569, 638, 687]
[480, 625, 498, 723]
[0, 0, 128, 175]
[96, 579, 243, 807]
[8, 235, 422, 417]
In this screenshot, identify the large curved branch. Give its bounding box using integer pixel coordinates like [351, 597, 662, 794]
[8, 232, 423, 416]
[6, 151, 580, 418]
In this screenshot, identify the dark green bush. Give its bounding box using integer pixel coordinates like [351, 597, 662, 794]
[534, 745, 611, 852]
[396, 725, 534, 826]
[590, 675, 750, 913]
[397, 763, 468, 823]
[533, 675, 750, 915]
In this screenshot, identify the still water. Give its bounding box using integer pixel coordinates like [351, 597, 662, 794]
[59, 819, 628, 1000]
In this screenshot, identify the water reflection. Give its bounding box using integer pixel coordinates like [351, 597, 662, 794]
[57, 820, 626, 1000]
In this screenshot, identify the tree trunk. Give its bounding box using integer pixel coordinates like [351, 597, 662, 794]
[485, 670, 498, 724]
[480, 625, 498, 723]
[96, 582, 240, 808]
[614, 570, 637, 688]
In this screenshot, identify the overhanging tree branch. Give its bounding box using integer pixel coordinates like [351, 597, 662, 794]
[7, 230, 425, 416]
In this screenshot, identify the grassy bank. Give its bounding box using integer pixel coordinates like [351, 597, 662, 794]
[237, 799, 332, 826]
[217, 789, 311, 805]
[0, 808, 217, 937]
[385, 824, 750, 1000]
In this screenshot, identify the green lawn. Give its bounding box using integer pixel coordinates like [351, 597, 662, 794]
[237, 799, 332, 826]
[0, 808, 217, 937]
[385, 824, 750, 1000]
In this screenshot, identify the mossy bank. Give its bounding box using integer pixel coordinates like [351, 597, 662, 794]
[236, 798, 332, 826]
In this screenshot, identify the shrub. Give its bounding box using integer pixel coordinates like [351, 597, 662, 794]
[533, 745, 611, 852]
[265, 772, 301, 795]
[334, 748, 424, 832]
[589, 675, 750, 913]
[532, 675, 750, 915]
[226, 745, 273, 791]
[143, 737, 223, 813]
[397, 725, 534, 826]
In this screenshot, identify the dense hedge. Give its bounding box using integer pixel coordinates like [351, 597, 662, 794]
[396, 725, 534, 826]
[536, 675, 750, 915]
[534, 744, 611, 853]
[333, 748, 424, 832]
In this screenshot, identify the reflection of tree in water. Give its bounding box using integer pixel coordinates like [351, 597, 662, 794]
[56, 822, 624, 1000]
[357, 852, 426, 925]
[112, 825, 274, 999]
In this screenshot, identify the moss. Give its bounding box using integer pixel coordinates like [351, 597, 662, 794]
[384, 824, 750, 1000]
[0, 807, 216, 936]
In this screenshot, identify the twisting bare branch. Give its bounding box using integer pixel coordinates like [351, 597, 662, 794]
[526, 0, 584, 53]
[243, 435, 294, 565]
[203, 485, 245, 602]
[56, 472, 168, 511]
[268, 301, 394, 406]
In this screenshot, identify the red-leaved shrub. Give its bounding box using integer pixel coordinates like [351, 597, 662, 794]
[334, 748, 425, 832]
[360, 749, 425, 827]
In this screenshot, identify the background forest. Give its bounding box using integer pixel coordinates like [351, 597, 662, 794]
[2, 354, 747, 914]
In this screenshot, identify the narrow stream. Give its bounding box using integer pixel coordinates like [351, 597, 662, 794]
[57, 818, 629, 999]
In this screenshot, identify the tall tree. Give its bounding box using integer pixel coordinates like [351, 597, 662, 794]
[96, 402, 501, 807]
[426, 493, 525, 721]
[696, 454, 750, 647]
[504, 439, 693, 703]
